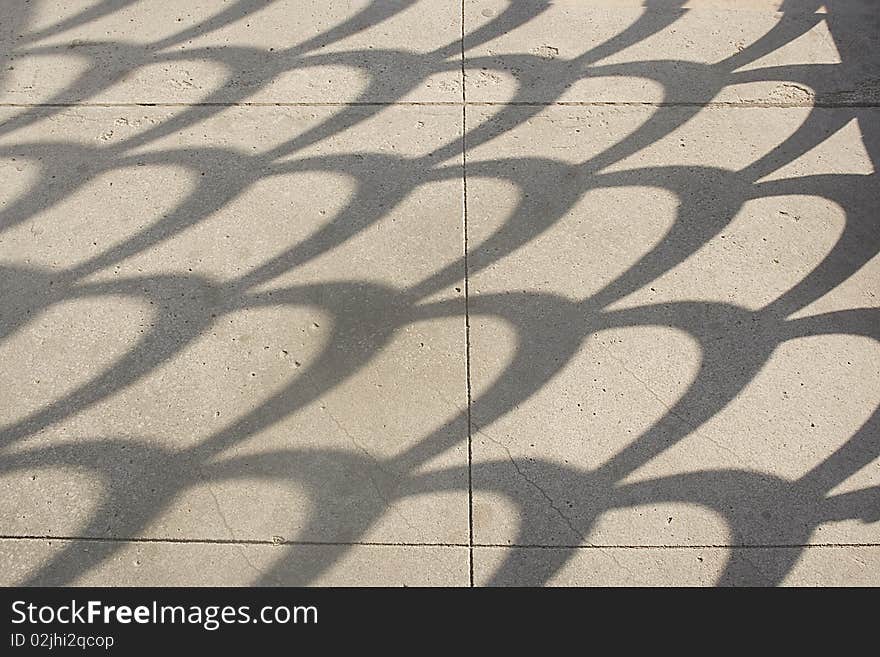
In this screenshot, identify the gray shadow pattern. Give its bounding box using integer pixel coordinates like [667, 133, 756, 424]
[0, 0, 878, 585]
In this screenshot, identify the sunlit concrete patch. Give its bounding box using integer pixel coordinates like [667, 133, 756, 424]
[0, 464, 105, 538]
[610, 193, 849, 311]
[621, 333, 880, 543]
[0, 162, 196, 271]
[1, 0, 877, 588]
[0, 104, 469, 548]
[0, 0, 462, 104]
[0, 295, 152, 427]
[467, 104, 879, 551]
[464, 0, 880, 104]
[0, 53, 92, 105]
[0, 305, 469, 543]
[0, 538, 469, 586]
[473, 545, 880, 586]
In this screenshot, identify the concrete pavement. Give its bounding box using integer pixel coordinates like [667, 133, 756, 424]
[0, 1, 877, 585]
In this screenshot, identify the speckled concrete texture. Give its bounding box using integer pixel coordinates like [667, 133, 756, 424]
[1, 0, 877, 586]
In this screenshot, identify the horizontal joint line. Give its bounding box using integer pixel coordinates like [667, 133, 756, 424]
[0, 101, 877, 109]
[0, 535, 877, 550]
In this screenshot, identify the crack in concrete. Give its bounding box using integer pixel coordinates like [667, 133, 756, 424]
[203, 480, 264, 577]
[324, 406, 424, 538]
[596, 545, 636, 578]
[475, 427, 633, 577]
[602, 349, 748, 464]
[475, 425, 581, 541]
[473, 424, 643, 578]
[205, 483, 236, 542]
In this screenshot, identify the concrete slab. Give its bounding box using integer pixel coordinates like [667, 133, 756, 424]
[474, 545, 880, 586]
[0, 105, 470, 559]
[464, 0, 880, 104]
[0, 0, 462, 104]
[1, 0, 877, 587]
[1, 539, 468, 586]
[466, 104, 880, 552]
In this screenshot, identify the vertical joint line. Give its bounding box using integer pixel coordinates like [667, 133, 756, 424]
[460, 0, 474, 589]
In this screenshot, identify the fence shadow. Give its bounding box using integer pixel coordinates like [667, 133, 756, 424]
[0, 0, 878, 585]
